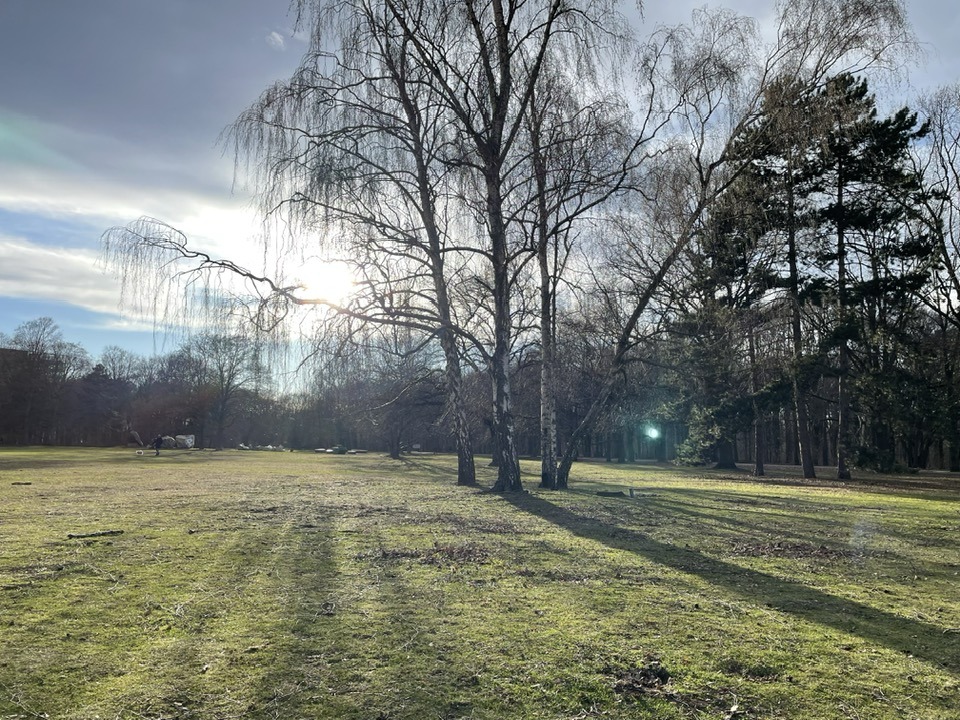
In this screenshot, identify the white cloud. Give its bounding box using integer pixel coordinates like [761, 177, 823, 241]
[0, 111, 237, 217]
[0, 231, 260, 336]
[0, 110, 278, 275]
[266, 30, 286, 51]
[0, 235, 126, 317]
[0, 175, 305, 334]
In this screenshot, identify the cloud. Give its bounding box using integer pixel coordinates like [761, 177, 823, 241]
[0, 188, 300, 331]
[0, 115, 83, 172]
[0, 235, 126, 317]
[266, 30, 286, 50]
[0, 163, 269, 271]
[0, 108, 301, 340]
[0, 109, 277, 273]
[0, 231, 253, 337]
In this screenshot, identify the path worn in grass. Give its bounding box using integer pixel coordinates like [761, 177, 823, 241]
[1, 448, 958, 719]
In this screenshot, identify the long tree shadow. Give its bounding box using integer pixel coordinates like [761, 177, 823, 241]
[725, 466, 960, 499]
[638, 494, 855, 543]
[504, 491, 960, 674]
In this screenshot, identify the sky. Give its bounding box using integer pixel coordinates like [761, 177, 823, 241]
[0, 0, 957, 362]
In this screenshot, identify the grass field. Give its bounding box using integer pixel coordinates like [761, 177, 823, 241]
[1, 447, 958, 719]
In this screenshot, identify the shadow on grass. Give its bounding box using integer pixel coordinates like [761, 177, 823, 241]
[504, 491, 960, 675]
[260, 522, 483, 718]
[0, 448, 226, 471]
[398, 455, 499, 486]
[726, 465, 960, 499]
[394, 455, 461, 478]
[639, 490, 856, 540]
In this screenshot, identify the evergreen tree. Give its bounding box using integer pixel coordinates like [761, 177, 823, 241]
[662, 178, 783, 469]
[809, 74, 932, 474]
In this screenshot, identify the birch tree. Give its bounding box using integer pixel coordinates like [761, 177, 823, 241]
[229, 0, 487, 484]
[246, 0, 639, 491]
[520, 62, 652, 488]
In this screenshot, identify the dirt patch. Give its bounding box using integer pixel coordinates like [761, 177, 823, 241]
[424, 542, 489, 565]
[731, 540, 857, 559]
[716, 656, 781, 681]
[438, 514, 527, 535]
[359, 542, 489, 566]
[611, 657, 674, 698]
[612, 660, 757, 719]
[516, 567, 596, 583]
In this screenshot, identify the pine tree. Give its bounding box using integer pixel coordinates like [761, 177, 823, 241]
[809, 74, 931, 474]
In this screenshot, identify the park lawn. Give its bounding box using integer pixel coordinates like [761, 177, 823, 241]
[0, 448, 958, 720]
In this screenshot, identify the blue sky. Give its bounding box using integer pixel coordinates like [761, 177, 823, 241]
[0, 0, 957, 361]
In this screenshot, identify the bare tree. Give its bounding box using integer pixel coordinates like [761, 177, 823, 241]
[916, 83, 960, 470]
[227, 0, 490, 484]
[519, 45, 658, 488]
[103, 0, 640, 492]
[189, 333, 261, 450]
[0, 317, 90, 445]
[918, 84, 960, 330]
[99, 345, 146, 385]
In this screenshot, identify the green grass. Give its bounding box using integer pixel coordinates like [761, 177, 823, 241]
[1, 447, 958, 719]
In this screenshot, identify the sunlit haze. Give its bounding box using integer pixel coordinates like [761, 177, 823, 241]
[294, 258, 356, 305]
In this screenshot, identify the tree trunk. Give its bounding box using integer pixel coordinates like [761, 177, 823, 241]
[715, 438, 737, 469]
[388, 426, 401, 460]
[533, 117, 558, 490]
[490, 349, 521, 491]
[835, 170, 851, 480]
[950, 432, 960, 473]
[213, 394, 230, 451]
[397, 73, 478, 486]
[943, 347, 960, 472]
[793, 381, 816, 477]
[556, 372, 620, 488]
[486, 169, 522, 493]
[538, 336, 557, 487]
[748, 326, 765, 476]
[539, 383, 557, 488]
[555, 230, 693, 489]
[438, 329, 477, 485]
[786, 183, 817, 478]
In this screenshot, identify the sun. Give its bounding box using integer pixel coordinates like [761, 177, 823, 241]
[294, 258, 356, 304]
